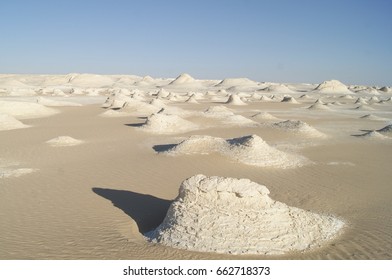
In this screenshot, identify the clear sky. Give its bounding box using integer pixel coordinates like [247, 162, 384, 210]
[1, 0, 391, 85]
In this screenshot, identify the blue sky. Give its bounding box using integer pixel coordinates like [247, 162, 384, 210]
[1, 0, 391, 85]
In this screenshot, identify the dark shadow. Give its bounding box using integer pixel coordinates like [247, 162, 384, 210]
[152, 144, 176, 152]
[92, 188, 172, 233]
[124, 122, 144, 127]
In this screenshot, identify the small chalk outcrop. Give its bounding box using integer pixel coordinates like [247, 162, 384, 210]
[46, 136, 84, 147]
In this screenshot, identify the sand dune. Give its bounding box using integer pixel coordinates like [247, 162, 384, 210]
[0, 100, 58, 119]
[147, 174, 344, 255]
[0, 113, 30, 131]
[37, 97, 82, 107]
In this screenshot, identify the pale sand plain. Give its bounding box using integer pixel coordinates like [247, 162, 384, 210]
[0, 74, 391, 259]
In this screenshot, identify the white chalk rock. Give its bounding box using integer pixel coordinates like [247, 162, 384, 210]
[148, 174, 345, 255]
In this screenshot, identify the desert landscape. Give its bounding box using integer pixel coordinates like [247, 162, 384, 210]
[0, 73, 391, 259]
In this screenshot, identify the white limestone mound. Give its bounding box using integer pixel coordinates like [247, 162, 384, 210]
[0, 100, 58, 119]
[156, 88, 170, 98]
[273, 120, 327, 138]
[339, 94, 355, 100]
[355, 87, 380, 95]
[368, 96, 380, 103]
[140, 113, 199, 134]
[101, 97, 115, 108]
[36, 97, 82, 107]
[1, 167, 36, 178]
[259, 95, 273, 102]
[216, 78, 259, 87]
[353, 105, 374, 111]
[354, 97, 368, 105]
[67, 73, 114, 87]
[149, 98, 167, 107]
[225, 94, 247, 105]
[169, 73, 196, 85]
[307, 102, 332, 110]
[353, 131, 390, 140]
[111, 99, 128, 109]
[263, 84, 295, 94]
[314, 80, 352, 94]
[203, 106, 234, 117]
[224, 115, 258, 126]
[120, 100, 161, 116]
[184, 94, 199, 104]
[281, 96, 299, 104]
[147, 174, 345, 255]
[251, 112, 281, 122]
[46, 136, 84, 147]
[249, 92, 261, 100]
[330, 101, 344, 106]
[379, 86, 391, 93]
[225, 135, 308, 168]
[359, 114, 389, 121]
[163, 135, 308, 168]
[164, 135, 226, 155]
[0, 113, 30, 131]
[270, 94, 282, 101]
[299, 94, 312, 99]
[377, 124, 392, 135]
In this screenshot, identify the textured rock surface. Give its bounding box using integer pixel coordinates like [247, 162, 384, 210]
[147, 175, 345, 255]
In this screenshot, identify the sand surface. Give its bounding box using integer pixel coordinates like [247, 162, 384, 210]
[0, 74, 391, 259]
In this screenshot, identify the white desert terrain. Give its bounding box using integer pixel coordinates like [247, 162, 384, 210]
[0, 73, 391, 259]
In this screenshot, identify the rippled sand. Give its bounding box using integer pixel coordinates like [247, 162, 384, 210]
[1, 96, 392, 259]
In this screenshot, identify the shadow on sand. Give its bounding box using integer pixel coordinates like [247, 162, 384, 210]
[92, 188, 172, 233]
[152, 144, 176, 152]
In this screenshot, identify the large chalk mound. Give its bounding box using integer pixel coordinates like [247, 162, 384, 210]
[162, 135, 308, 168]
[147, 174, 345, 255]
